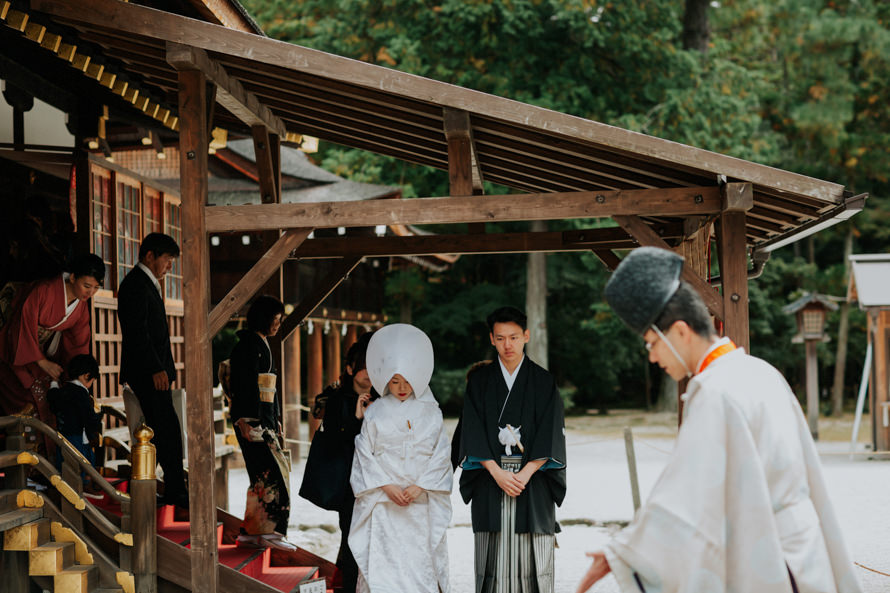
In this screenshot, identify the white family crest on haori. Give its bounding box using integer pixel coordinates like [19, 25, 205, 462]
[497, 423, 523, 455]
[349, 323, 452, 593]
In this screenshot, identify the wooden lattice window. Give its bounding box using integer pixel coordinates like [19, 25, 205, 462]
[144, 187, 162, 235]
[90, 167, 114, 290]
[164, 200, 183, 301]
[116, 176, 142, 285]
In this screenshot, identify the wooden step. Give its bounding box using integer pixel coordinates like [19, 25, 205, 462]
[3, 515, 50, 550]
[93, 589, 124, 593]
[29, 540, 75, 575]
[54, 563, 98, 593]
[218, 543, 266, 578]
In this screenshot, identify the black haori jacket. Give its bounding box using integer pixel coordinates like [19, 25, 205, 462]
[458, 357, 567, 534]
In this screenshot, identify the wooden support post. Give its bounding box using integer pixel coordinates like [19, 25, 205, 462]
[307, 324, 324, 438]
[717, 183, 753, 351]
[873, 312, 889, 451]
[176, 68, 217, 593]
[131, 426, 158, 593]
[325, 323, 342, 389]
[283, 328, 302, 459]
[805, 339, 820, 440]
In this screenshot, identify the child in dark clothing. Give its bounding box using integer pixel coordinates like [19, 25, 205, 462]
[48, 354, 102, 470]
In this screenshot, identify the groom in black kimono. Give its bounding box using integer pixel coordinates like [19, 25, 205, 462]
[459, 306, 567, 593]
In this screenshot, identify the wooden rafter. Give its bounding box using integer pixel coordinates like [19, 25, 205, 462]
[288, 225, 683, 259]
[251, 125, 280, 204]
[443, 107, 483, 193]
[165, 42, 287, 137]
[278, 257, 363, 341]
[207, 228, 312, 337]
[613, 214, 725, 320]
[205, 186, 722, 233]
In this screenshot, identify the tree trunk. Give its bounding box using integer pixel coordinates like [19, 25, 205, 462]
[831, 226, 854, 416]
[526, 220, 548, 369]
[682, 0, 711, 52]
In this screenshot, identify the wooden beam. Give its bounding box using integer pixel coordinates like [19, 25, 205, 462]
[288, 225, 683, 259]
[165, 42, 287, 137]
[208, 228, 312, 337]
[278, 257, 363, 341]
[252, 125, 279, 204]
[33, 0, 845, 203]
[718, 183, 753, 350]
[592, 249, 622, 271]
[177, 67, 217, 593]
[205, 186, 722, 232]
[614, 214, 725, 320]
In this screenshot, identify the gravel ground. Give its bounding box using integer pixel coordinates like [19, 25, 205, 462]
[227, 412, 889, 592]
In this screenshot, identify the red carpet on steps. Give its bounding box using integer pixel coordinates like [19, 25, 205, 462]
[88, 487, 332, 592]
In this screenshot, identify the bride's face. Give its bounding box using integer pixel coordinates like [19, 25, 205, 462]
[388, 374, 413, 401]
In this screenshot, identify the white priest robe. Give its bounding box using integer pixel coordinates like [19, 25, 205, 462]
[349, 390, 452, 593]
[604, 348, 862, 593]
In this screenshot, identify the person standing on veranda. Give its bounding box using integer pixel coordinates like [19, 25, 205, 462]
[229, 295, 295, 551]
[117, 232, 187, 509]
[576, 246, 862, 593]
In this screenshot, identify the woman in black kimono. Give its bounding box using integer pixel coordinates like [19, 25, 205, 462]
[229, 295, 295, 550]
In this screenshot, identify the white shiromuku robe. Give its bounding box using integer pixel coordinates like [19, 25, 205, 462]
[349, 390, 452, 593]
[604, 348, 862, 593]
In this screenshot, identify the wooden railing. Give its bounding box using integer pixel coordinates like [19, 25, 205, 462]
[0, 415, 158, 592]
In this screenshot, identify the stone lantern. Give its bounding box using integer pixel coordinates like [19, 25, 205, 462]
[783, 293, 838, 439]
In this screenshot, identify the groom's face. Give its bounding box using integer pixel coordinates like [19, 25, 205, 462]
[489, 321, 530, 365]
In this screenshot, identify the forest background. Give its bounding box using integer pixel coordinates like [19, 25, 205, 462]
[242, 0, 890, 416]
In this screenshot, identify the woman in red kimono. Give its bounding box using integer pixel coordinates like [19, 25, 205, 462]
[0, 254, 105, 428]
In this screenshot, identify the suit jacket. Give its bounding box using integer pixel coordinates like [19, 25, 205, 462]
[117, 266, 175, 385]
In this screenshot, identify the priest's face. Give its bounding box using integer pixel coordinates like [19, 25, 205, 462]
[388, 374, 413, 401]
[490, 321, 530, 366]
[643, 324, 688, 381]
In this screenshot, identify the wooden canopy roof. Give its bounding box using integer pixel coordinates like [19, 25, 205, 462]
[9, 0, 864, 254]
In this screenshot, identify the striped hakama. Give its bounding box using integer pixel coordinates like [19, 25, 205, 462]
[473, 456, 555, 593]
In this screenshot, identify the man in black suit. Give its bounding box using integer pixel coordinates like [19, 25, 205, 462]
[117, 232, 187, 508]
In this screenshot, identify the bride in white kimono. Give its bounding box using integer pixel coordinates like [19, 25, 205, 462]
[348, 323, 452, 593]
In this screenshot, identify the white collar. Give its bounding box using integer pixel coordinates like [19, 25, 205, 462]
[694, 336, 732, 376]
[69, 379, 87, 390]
[498, 354, 524, 392]
[137, 262, 163, 295]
